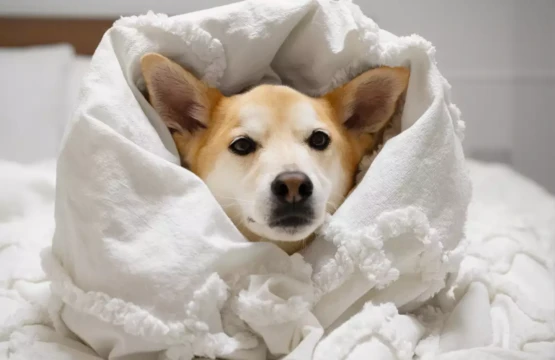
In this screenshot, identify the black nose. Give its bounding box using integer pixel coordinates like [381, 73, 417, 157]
[271, 171, 313, 204]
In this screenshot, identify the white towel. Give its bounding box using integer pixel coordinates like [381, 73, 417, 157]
[43, 1, 471, 359]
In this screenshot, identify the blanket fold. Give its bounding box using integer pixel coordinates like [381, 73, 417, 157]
[39, 0, 476, 359]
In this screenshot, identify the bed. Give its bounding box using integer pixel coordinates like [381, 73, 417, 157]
[0, 15, 554, 360]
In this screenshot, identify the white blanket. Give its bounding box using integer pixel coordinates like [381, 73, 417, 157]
[1, 1, 553, 359]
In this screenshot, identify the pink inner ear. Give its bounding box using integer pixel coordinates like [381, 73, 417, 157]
[343, 76, 399, 132]
[168, 98, 206, 133]
[150, 69, 206, 134]
[344, 113, 364, 130]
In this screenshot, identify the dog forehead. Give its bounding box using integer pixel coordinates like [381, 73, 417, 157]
[236, 99, 322, 138]
[237, 104, 272, 137]
[287, 101, 322, 131]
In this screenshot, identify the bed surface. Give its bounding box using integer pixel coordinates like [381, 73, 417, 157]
[1, 156, 553, 359]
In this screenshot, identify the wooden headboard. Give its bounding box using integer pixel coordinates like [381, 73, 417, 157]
[0, 17, 115, 55]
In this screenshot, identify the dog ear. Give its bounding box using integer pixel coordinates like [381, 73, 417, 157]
[140, 53, 221, 134]
[327, 66, 410, 134]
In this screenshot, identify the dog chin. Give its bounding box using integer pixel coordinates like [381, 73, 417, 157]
[246, 216, 324, 242]
[264, 225, 316, 242]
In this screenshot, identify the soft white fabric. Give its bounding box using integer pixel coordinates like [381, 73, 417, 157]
[42, 0, 471, 358]
[0, 160, 104, 360]
[0, 44, 74, 163]
[416, 161, 555, 360]
[67, 55, 92, 124]
[46, 0, 469, 358]
[1, 159, 554, 360]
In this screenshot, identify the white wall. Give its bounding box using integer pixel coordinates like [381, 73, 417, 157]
[0, 0, 228, 18]
[363, 1, 555, 193]
[1, 0, 554, 192]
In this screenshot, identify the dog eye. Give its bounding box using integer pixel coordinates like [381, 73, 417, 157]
[307, 130, 331, 150]
[229, 136, 257, 156]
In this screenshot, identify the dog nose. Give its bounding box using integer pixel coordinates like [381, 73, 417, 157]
[271, 171, 313, 203]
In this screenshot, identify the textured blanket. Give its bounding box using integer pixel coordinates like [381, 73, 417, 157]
[2, 160, 554, 359]
[2, 1, 553, 359]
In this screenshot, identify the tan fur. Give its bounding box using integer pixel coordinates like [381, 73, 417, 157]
[141, 53, 409, 254]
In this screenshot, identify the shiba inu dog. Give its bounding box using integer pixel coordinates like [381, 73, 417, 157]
[141, 53, 409, 254]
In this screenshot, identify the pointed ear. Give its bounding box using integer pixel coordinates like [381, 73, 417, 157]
[140, 53, 221, 134]
[327, 66, 410, 134]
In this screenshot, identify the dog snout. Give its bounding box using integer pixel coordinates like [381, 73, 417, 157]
[271, 171, 313, 203]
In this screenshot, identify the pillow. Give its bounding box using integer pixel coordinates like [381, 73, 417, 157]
[0, 44, 74, 163]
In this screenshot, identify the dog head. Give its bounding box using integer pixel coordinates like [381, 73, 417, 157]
[141, 53, 409, 253]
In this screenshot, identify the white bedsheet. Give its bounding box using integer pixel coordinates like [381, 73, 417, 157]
[419, 161, 555, 359]
[0, 159, 553, 359]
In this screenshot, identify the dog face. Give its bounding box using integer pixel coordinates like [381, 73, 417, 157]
[194, 86, 353, 245]
[141, 53, 409, 252]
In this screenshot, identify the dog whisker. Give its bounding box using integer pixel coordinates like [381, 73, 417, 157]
[217, 196, 255, 205]
[220, 202, 242, 209]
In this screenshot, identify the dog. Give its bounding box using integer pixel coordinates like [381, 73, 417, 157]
[141, 53, 409, 254]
